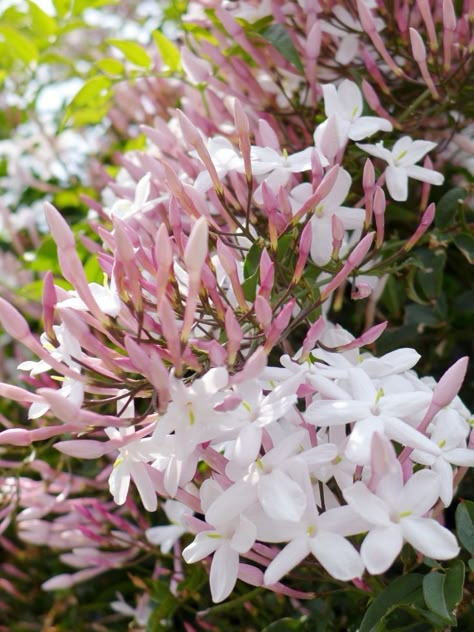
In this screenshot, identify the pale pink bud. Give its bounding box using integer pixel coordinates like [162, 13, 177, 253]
[361, 80, 398, 128]
[184, 217, 208, 274]
[0, 382, 43, 403]
[331, 215, 344, 260]
[44, 202, 75, 248]
[301, 316, 325, 359]
[443, 0, 457, 30]
[254, 296, 272, 332]
[292, 165, 340, 224]
[357, 0, 405, 77]
[338, 322, 388, 351]
[306, 21, 321, 60]
[231, 347, 267, 384]
[351, 282, 373, 300]
[320, 233, 375, 301]
[181, 47, 211, 83]
[42, 271, 57, 340]
[409, 28, 426, 62]
[257, 119, 280, 151]
[158, 296, 182, 370]
[293, 221, 313, 281]
[368, 432, 399, 491]
[0, 298, 31, 341]
[432, 356, 469, 409]
[363, 158, 375, 191]
[259, 249, 274, 300]
[0, 429, 32, 446]
[404, 203, 435, 251]
[416, 0, 439, 51]
[373, 186, 386, 248]
[234, 99, 252, 181]
[55, 439, 109, 459]
[225, 307, 243, 365]
[264, 299, 295, 352]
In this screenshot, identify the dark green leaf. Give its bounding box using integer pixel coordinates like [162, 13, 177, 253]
[262, 617, 307, 631]
[359, 574, 424, 632]
[455, 501, 474, 554]
[243, 242, 262, 279]
[422, 572, 453, 623]
[444, 560, 465, 612]
[435, 187, 468, 229]
[242, 271, 259, 302]
[453, 232, 474, 264]
[261, 24, 303, 73]
[414, 249, 446, 300]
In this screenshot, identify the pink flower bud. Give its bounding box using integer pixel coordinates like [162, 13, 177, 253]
[225, 307, 243, 365]
[301, 316, 325, 359]
[416, 0, 439, 51]
[254, 296, 272, 332]
[0, 298, 31, 342]
[55, 439, 109, 459]
[264, 299, 296, 352]
[293, 221, 313, 281]
[184, 217, 208, 274]
[231, 347, 267, 384]
[44, 202, 75, 249]
[0, 429, 32, 446]
[373, 186, 386, 248]
[432, 356, 469, 409]
[331, 215, 344, 260]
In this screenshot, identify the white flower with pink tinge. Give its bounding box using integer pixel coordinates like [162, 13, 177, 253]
[357, 136, 444, 201]
[343, 463, 459, 574]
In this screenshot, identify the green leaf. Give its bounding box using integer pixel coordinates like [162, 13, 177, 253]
[64, 76, 112, 127]
[414, 249, 446, 300]
[453, 232, 474, 264]
[95, 57, 125, 76]
[435, 187, 468, 229]
[469, 559, 474, 573]
[242, 271, 259, 302]
[422, 572, 454, 623]
[152, 31, 181, 72]
[262, 617, 307, 631]
[108, 39, 152, 68]
[455, 501, 474, 554]
[444, 560, 465, 613]
[0, 25, 39, 65]
[243, 242, 262, 279]
[359, 574, 424, 632]
[27, 0, 58, 39]
[261, 24, 304, 73]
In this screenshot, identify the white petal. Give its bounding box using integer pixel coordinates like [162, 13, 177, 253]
[233, 424, 262, 467]
[264, 537, 310, 585]
[399, 139, 437, 165]
[109, 463, 130, 506]
[129, 462, 157, 512]
[210, 543, 239, 603]
[338, 80, 363, 120]
[385, 165, 408, 201]
[401, 517, 459, 559]
[348, 116, 392, 141]
[310, 531, 364, 580]
[398, 469, 439, 516]
[231, 515, 257, 553]
[206, 481, 256, 526]
[182, 531, 219, 563]
[343, 481, 391, 525]
[310, 214, 334, 266]
[361, 525, 403, 574]
[404, 164, 444, 185]
[305, 400, 369, 426]
[445, 448, 474, 467]
[258, 469, 307, 522]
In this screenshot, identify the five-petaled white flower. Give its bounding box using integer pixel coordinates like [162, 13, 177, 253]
[357, 136, 444, 201]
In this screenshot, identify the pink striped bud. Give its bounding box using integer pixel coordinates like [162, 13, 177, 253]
[216, 240, 247, 310]
[42, 271, 57, 341]
[331, 215, 344, 261]
[0, 429, 32, 446]
[257, 119, 280, 150]
[416, 0, 439, 51]
[233, 99, 252, 182]
[432, 356, 469, 409]
[361, 80, 398, 128]
[225, 307, 243, 365]
[254, 295, 272, 333]
[293, 221, 313, 282]
[292, 165, 340, 224]
[404, 203, 435, 251]
[259, 249, 274, 300]
[337, 322, 388, 351]
[158, 296, 182, 371]
[320, 233, 374, 301]
[301, 316, 325, 359]
[373, 186, 386, 248]
[409, 28, 439, 98]
[443, 0, 457, 71]
[263, 299, 296, 352]
[0, 298, 31, 342]
[231, 347, 267, 384]
[184, 217, 208, 274]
